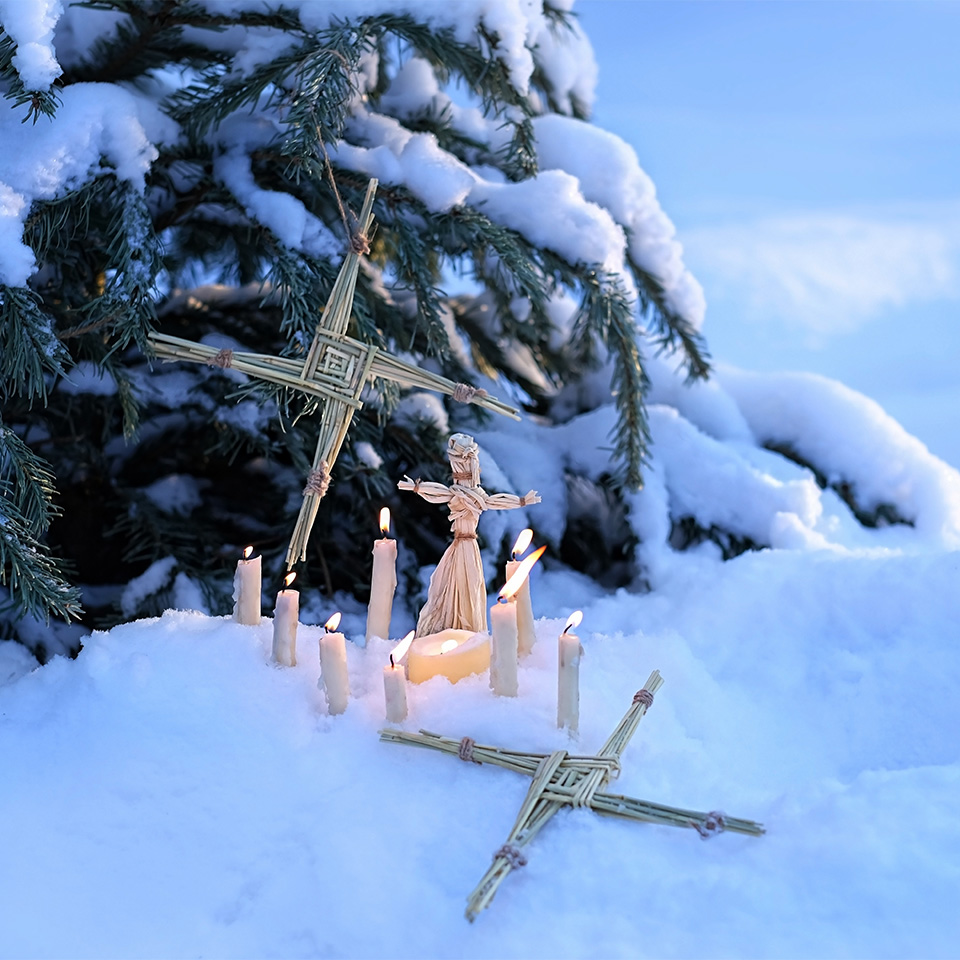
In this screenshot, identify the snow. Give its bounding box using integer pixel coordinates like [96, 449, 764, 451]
[2, 547, 959, 958]
[0, 84, 158, 286]
[2, 4, 960, 956]
[56, 359, 117, 397]
[0, 0, 62, 91]
[534, 115, 706, 327]
[118, 556, 177, 619]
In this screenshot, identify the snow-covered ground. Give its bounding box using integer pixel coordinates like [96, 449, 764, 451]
[2, 542, 959, 958]
[3, 2, 960, 957]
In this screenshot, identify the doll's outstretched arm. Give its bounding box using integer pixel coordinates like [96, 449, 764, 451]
[483, 489, 541, 511]
[398, 476, 454, 505]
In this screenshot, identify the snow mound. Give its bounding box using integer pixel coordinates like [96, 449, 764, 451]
[2, 549, 959, 957]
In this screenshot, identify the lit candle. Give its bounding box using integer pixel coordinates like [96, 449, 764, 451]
[366, 507, 398, 642]
[490, 545, 546, 697]
[318, 612, 350, 715]
[233, 546, 261, 625]
[505, 529, 536, 656]
[407, 629, 490, 684]
[558, 611, 583, 733]
[384, 630, 414, 722]
[271, 572, 298, 667]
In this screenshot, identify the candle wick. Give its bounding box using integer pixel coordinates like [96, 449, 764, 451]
[389, 654, 395, 668]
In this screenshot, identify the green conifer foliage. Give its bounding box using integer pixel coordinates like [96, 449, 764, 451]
[0, 1, 710, 655]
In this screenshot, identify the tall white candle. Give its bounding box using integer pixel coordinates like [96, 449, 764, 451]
[366, 507, 397, 642]
[558, 611, 583, 733]
[490, 544, 546, 698]
[319, 612, 350, 715]
[233, 546, 261, 625]
[383, 631, 414, 723]
[489, 598, 519, 697]
[271, 573, 298, 667]
[506, 530, 535, 655]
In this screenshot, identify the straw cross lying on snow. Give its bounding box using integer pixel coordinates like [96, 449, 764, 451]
[146, 179, 520, 569]
[380, 670, 765, 921]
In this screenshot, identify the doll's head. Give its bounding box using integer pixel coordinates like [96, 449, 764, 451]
[447, 433, 481, 487]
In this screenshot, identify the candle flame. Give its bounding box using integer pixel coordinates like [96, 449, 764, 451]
[440, 638, 459, 654]
[511, 528, 533, 559]
[243, 545, 254, 560]
[562, 610, 583, 635]
[499, 544, 546, 601]
[379, 506, 391, 536]
[390, 630, 415, 667]
[284, 572, 297, 588]
[324, 611, 342, 632]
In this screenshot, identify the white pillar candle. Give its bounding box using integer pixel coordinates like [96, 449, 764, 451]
[406, 629, 490, 684]
[489, 598, 519, 697]
[233, 547, 261, 625]
[383, 631, 414, 723]
[366, 508, 397, 642]
[271, 573, 299, 667]
[489, 543, 546, 698]
[506, 529, 535, 656]
[319, 612, 350, 715]
[505, 558, 535, 657]
[558, 611, 584, 733]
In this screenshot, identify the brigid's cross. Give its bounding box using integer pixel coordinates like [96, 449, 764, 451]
[380, 671, 764, 921]
[147, 180, 520, 568]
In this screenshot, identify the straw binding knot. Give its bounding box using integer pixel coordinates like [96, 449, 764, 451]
[303, 462, 331, 498]
[453, 383, 488, 404]
[458, 737, 481, 764]
[495, 844, 527, 869]
[206, 348, 233, 369]
[633, 688, 655, 708]
[691, 811, 726, 839]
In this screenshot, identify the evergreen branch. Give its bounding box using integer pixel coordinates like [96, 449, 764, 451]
[0, 286, 68, 402]
[0, 421, 61, 536]
[0, 501, 83, 622]
[0, 28, 61, 121]
[572, 268, 650, 489]
[627, 250, 711, 382]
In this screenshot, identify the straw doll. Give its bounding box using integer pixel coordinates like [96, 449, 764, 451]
[399, 433, 540, 635]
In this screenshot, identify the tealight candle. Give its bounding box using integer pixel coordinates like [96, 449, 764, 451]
[505, 529, 536, 656]
[490, 545, 546, 697]
[233, 546, 261, 625]
[384, 631, 414, 722]
[407, 629, 490, 684]
[271, 572, 298, 666]
[366, 507, 397, 642]
[558, 611, 583, 733]
[319, 612, 350, 715]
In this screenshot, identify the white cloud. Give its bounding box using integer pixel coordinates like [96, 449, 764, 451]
[683, 208, 960, 340]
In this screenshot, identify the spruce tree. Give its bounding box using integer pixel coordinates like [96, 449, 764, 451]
[0, 0, 712, 659]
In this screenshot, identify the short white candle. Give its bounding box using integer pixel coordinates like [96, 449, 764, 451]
[366, 507, 397, 642]
[319, 612, 350, 715]
[490, 544, 546, 697]
[406, 629, 490, 684]
[558, 611, 583, 733]
[383, 631, 414, 723]
[271, 572, 298, 667]
[233, 546, 261, 625]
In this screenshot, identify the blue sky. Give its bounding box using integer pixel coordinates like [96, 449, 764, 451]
[576, 0, 960, 463]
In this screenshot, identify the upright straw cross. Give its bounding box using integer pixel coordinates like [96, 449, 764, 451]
[147, 180, 520, 568]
